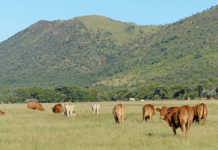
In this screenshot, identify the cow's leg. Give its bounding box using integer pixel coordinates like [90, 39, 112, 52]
[172, 127, 177, 135]
[119, 114, 124, 123]
[114, 115, 119, 123]
[203, 115, 207, 124]
[150, 114, 153, 121]
[185, 119, 193, 137]
[67, 110, 70, 117]
[71, 109, 73, 116]
[180, 119, 186, 136]
[198, 115, 201, 124]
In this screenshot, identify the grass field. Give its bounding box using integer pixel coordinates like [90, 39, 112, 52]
[0, 100, 218, 150]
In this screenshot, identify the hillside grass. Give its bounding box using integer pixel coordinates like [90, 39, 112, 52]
[0, 100, 218, 150]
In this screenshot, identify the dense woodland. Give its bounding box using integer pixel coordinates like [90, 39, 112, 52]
[0, 6, 218, 103]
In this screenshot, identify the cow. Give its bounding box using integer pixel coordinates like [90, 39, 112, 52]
[27, 101, 44, 111]
[91, 103, 101, 115]
[64, 102, 76, 117]
[112, 104, 126, 124]
[156, 105, 194, 137]
[0, 110, 5, 115]
[52, 104, 63, 113]
[142, 104, 155, 121]
[193, 103, 208, 124]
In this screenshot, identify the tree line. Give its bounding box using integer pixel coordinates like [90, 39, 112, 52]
[1, 82, 218, 103]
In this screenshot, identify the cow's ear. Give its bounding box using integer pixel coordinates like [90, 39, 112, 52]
[156, 108, 161, 112]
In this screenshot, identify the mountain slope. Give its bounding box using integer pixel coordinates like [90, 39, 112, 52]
[96, 6, 218, 87]
[0, 6, 218, 88]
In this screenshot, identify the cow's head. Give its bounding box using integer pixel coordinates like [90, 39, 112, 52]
[156, 106, 168, 120]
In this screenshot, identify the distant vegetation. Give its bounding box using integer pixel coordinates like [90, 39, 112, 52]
[0, 6, 218, 102]
[2, 80, 218, 103]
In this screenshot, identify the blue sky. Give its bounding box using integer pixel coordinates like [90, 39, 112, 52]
[0, 0, 218, 42]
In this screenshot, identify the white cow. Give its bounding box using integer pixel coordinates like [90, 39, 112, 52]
[91, 103, 101, 115]
[64, 102, 76, 117]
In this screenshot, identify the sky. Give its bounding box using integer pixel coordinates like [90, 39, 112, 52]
[0, 0, 218, 42]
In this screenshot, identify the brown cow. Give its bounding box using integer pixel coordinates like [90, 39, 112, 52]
[142, 104, 155, 121]
[156, 105, 194, 137]
[193, 103, 208, 124]
[52, 104, 63, 113]
[0, 110, 5, 115]
[112, 104, 126, 124]
[27, 101, 44, 111]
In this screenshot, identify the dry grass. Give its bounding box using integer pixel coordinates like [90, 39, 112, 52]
[0, 100, 218, 150]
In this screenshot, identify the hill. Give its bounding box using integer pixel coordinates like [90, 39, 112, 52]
[0, 6, 217, 88]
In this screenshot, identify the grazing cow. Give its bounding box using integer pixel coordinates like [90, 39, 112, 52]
[91, 103, 101, 114]
[193, 103, 208, 124]
[156, 105, 194, 137]
[142, 104, 155, 121]
[27, 101, 44, 111]
[112, 104, 126, 124]
[0, 110, 5, 115]
[52, 104, 63, 113]
[64, 102, 76, 117]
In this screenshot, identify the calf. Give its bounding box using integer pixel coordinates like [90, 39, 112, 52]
[112, 104, 126, 124]
[142, 104, 155, 121]
[52, 104, 63, 113]
[156, 105, 194, 137]
[193, 103, 208, 124]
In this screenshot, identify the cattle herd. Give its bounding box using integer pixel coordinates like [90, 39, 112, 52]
[0, 101, 208, 137]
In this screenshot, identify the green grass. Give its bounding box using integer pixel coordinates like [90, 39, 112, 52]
[0, 100, 218, 150]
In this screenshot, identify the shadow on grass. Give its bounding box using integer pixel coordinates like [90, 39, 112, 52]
[144, 132, 184, 138]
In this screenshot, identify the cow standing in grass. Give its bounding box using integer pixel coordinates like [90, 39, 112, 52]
[27, 101, 44, 111]
[193, 103, 208, 124]
[112, 104, 126, 124]
[142, 104, 155, 121]
[91, 103, 101, 115]
[64, 102, 76, 117]
[156, 105, 194, 137]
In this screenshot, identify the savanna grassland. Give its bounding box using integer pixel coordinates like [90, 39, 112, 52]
[0, 100, 218, 150]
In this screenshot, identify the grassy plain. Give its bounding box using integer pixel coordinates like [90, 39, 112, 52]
[0, 100, 218, 150]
